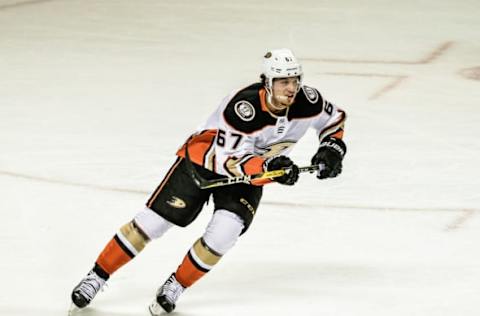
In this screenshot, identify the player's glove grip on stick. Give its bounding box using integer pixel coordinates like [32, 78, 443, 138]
[311, 137, 346, 179]
[265, 156, 299, 185]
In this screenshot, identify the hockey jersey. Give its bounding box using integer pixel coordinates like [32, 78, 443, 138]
[177, 82, 346, 183]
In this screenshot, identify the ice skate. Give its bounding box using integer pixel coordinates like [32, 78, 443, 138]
[149, 273, 185, 315]
[71, 270, 106, 308]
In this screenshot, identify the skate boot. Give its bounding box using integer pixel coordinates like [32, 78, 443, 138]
[71, 270, 107, 308]
[149, 273, 185, 315]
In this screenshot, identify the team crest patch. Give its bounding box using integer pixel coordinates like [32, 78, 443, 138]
[234, 101, 255, 121]
[302, 86, 319, 104]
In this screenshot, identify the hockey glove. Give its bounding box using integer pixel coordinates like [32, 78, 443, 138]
[265, 156, 299, 185]
[311, 137, 347, 179]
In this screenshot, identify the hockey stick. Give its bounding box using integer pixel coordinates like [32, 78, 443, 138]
[184, 142, 321, 189]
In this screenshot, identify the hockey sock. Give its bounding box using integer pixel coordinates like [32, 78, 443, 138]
[175, 238, 222, 287]
[95, 221, 150, 276]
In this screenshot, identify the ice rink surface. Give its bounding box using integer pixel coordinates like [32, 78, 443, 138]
[1, 0, 479, 315]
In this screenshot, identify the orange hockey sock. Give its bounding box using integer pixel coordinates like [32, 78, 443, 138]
[175, 252, 207, 287]
[95, 235, 135, 276]
[94, 221, 150, 277]
[175, 238, 222, 288]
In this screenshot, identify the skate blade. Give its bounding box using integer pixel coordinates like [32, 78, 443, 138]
[149, 300, 164, 316]
[68, 303, 79, 316]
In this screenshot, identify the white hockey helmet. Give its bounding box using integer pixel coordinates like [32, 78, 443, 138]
[262, 48, 303, 90]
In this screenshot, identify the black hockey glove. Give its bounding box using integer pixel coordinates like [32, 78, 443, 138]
[265, 156, 299, 185]
[311, 137, 347, 179]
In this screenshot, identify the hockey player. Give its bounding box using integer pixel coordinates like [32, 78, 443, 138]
[70, 48, 347, 314]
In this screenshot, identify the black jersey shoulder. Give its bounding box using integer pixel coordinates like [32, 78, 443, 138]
[223, 83, 276, 134]
[288, 85, 324, 120]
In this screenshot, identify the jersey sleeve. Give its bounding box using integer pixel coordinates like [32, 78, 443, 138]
[311, 97, 347, 141]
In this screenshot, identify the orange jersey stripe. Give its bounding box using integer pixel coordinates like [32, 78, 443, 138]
[259, 88, 268, 112]
[177, 129, 217, 167]
[251, 178, 272, 186]
[330, 129, 344, 139]
[241, 156, 264, 175]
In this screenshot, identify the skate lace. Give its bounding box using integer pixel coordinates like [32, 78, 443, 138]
[77, 272, 106, 300]
[161, 276, 184, 303]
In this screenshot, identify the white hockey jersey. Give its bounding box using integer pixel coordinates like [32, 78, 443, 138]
[177, 82, 346, 184]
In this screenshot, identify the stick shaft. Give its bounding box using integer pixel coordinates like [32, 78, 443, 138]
[184, 141, 320, 189]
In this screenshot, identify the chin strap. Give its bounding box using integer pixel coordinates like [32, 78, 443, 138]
[265, 85, 274, 106]
[264, 81, 302, 112]
[264, 86, 283, 112]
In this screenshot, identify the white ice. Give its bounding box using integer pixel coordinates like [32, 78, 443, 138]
[1, 0, 479, 315]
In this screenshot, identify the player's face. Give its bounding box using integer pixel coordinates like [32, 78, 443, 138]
[271, 77, 300, 110]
